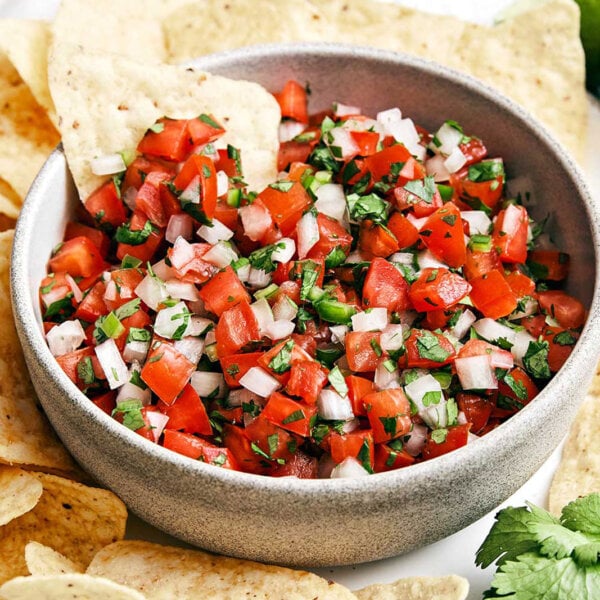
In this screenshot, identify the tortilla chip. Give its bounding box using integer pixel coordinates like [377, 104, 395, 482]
[0, 472, 127, 584]
[48, 45, 280, 199]
[0, 230, 78, 477]
[25, 541, 82, 576]
[0, 574, 146, 600]
[0, 466, 43, 526]
[0, 52, 59, 201]
[0, 19, 55, 125]
[162, 0, 586, 160]
[354, 575, 469, 600]
[0, 177, 21, 221]
[548, 393, 600, 514]
[87, 540, 356, 599]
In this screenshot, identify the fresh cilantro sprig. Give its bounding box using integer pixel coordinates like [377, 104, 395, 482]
[477, 493, 600, 599]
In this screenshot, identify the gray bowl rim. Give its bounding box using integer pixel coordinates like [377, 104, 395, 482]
[11, 43, 600, 498]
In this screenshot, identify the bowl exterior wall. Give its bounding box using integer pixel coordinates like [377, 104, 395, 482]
[12, 46, 600, 567]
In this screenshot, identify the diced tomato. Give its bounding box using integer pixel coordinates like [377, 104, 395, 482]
[187, 114, 225, 146]
[135, 171, 170, 227]
[527, 250, 569, 282]
[345, 375, 374, 417]
[542, 326, 580, 373]
[123, 156, 175, 191]
[173, 154, 218, 221]
[345, 331, 383, 372]
[167, 240, 217, 284]
[159, 384, 212, 436]
[350, 130, 379, 156]
[363, 389, 411, 443]
[394, 183, 443, 218]
[453, 176, 503, 212]
[409, 268, 471, 312]
[141, 341, 196, 405]
[216, 148, 243, 179]
[387, 212, 420, 249]
[137, 118, 191, 162]
[492, 204, 528, 264]
[463, 248, 501, 281]
[277, 141, 313, 171]
[271, 450, 318, 478]
[285, 360, 328, 404]
[49, 236, 106, 279]
[222, 424, 271, 475]
[307, 213, 352, 262]
[364, 144, 412, 185]
[257, 181, 312, 236]
[275, 80, 308, 123]
[458, 339, 514, 369]
[116, 211, 164, 264]
[214, 202, 239, 231]
[457, 393, 493, 434]
[215, 300, 261, 358]
[55, 347, 105, 390]
[521, 314, 546, 338]
[104, 268, 145, 312]
[537, 290, 586, 329]
[261, 392, 317, 437]
[362, 257, 411, 312]
[220, 352, 264, 388]
[497, 367, 539, 408]
[163, 430, 238, 469]
[84, 180, 128, 228]
[419, 203, 466, 268]
[358, 220, 399, 257]
[399, 329, 456, 369]
[422, 424, 471, 460]
[329, 430, 374, 471]
[64, 221, 110, 257]
[199, 266, 250, 317]
[374, 444, 415, 472]
[74, 281, 108, 322]
[91, 391, 116, 416]
[504, 270, 535, 299]
[469, 270, 517, 319]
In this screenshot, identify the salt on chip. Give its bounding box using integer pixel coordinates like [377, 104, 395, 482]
[162, 0, 586, 160]
[0, 574, 146, 600]
[0, 472, 127, 584]
[0, 19, 55, 124]
[48, 44, 280, 199]
[0, 230, 78, 477]
[25, 541, 82, 576]
[0, 466, 43, 526]
[548, 393, 600, 514]
[0, 52, 59, 203]
[87, 540, 356, 599]
[354, 575, 469, 600]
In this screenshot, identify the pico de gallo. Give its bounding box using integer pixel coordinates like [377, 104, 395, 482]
[41, 80, 586, 478]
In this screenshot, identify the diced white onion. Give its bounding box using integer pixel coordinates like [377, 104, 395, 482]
[174, 336, 205, 364]
[389, 252, 415, 266]
[431, 122, 463, 156]
[247, 267, 271, 289]
[197, 218, 234, 245]
[461, 211, 492, 236]
[251, 298, 274, 333]
[374, 362, 399, 390]
[329, 325, 349, 344]
[425, 154, 450, 182]
[239, 202, 273, 242]
[377, 107, 402, 128]
[95, 338, 128, 390]
[404, 423, 428, 457]
[151, 258, 176, 281]
[317, 389, 354, 421]
[103, 280, 117, 303]
[90, 153, 126, 176]
[65, 274, 83, 304]
[421, 401, 449, 429]
[315, 183, 347, 223]
[180, 175, 200, 204]
[296, 211, 320, 259]
[164, 280, 199, 302]
[236, 262, 251, 283]
[264, 319, 296, 341]
[455, 355, 498, 390]
[508, 297, 538, 321]
[227, 388, 262, 408]
[116, 372, 151, 406]
[187, 316, 214, 337]
[216, 170, 229, 197]
[404, 374, 443, 414]
[272, 237, 296, 263]
[123, 340, 150, 364]
[278, 120, 306, 142]
[238, 366, 280, 397]
[344, 249, 370, 264]
[145, 411, 169, 443]
[417, 249, 448, 270]
[342, 116, 382, 134]
[450, 309, 476, 340]
[502, 203, 524, 236]
[123, 186, 138, 211]
[330, 457, 370, 478]
[166, 214, 194, 244]
[327, 127, 359, 160]
[46, 320, 86, 357]
[272, 296, 298, 322]
[512, 331, 536, 367]
[406, 213, 428, 231]
[154, 302, 191, 340]
[334, 102, 361, 117]
[474, 318, 516, 344]
[190, 371, 226, 398]
[204, 330, 216, 346]
[443, 146, 467, 173]
[380, 324, 405, 352]
[202, 241, 238, 268]
[351, 307, 388, 332]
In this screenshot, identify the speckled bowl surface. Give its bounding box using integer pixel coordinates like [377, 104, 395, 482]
[11, 45, 600, 567]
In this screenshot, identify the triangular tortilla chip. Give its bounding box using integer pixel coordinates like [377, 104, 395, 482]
[48, 44, 280, 199]
[355, 575, 469, 600]
[0, 466, 43, 527]
[25, 541, 82, 576]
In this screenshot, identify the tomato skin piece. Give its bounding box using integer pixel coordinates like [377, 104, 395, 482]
[257, 181, 312, 236]
[399, 329, 456, 369]
[457, 392, 493, 434]
[173, 154, 218, 221]
[492, 204, 529, 264]
[187, 114, 225, 146]
[285, 360, 328, 404]
[362, 257, 411, 312]
[220, 352, 264, 388]
[275, 80, 309, 123]
[49, 236, 106, 279]
[387, 212, 420, 249]
[199, 266, 250, 317]
[422, 424, 471, 460]
[215, 300, 261, 358]
[137, 118, 192, 162]
[345, 331, 383, 373]
[158, 384, 212, 436]
[363, 389, 412, 444]
[469, 270, 517, 319]
[537, 290, 586, 329]
[358, 220, 400, 257]
[261, 392, 317, 437]
[163, 430, 238, 470]
[84, 180, 128, 228]
[419, 203, 467, 268]
[409, 268, 471, 312]
[329, 430, 375, 471]
[141, 342, 196, 405]
[374, 444, 415, 472]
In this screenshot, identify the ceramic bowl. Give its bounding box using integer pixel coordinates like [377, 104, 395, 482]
[11, 45, 600, 567]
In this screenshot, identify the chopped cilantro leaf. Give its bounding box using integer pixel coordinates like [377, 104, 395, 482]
[77, 357, 95, 385]
[416, 330, 451, 363]
[268, 339, 294, 374]
[282, 409, 305, 425]
[430, 428, 448, 444]
[523, 340, 551, 379]
[248, 242, 285, 274]
[403, 176, 436, 204]
[468, 160, 505, 183]
[328, 366, 348, 397]
[115, 220, 154, 246]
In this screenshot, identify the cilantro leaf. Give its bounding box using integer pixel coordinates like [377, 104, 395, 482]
[415, 330, 451, 363]
[248, 242, 285, 274]
[468, 160, 505, 183]
[523, 340, 551, 379]
[562, 494, 600, 536]
[115, 220, 154, 246]
[347, 192, 389, 224]
[268, 339, 294, 374]
[403, 176, 437, 204]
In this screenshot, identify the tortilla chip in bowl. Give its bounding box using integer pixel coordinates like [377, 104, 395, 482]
[11, 44, 600, 567]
